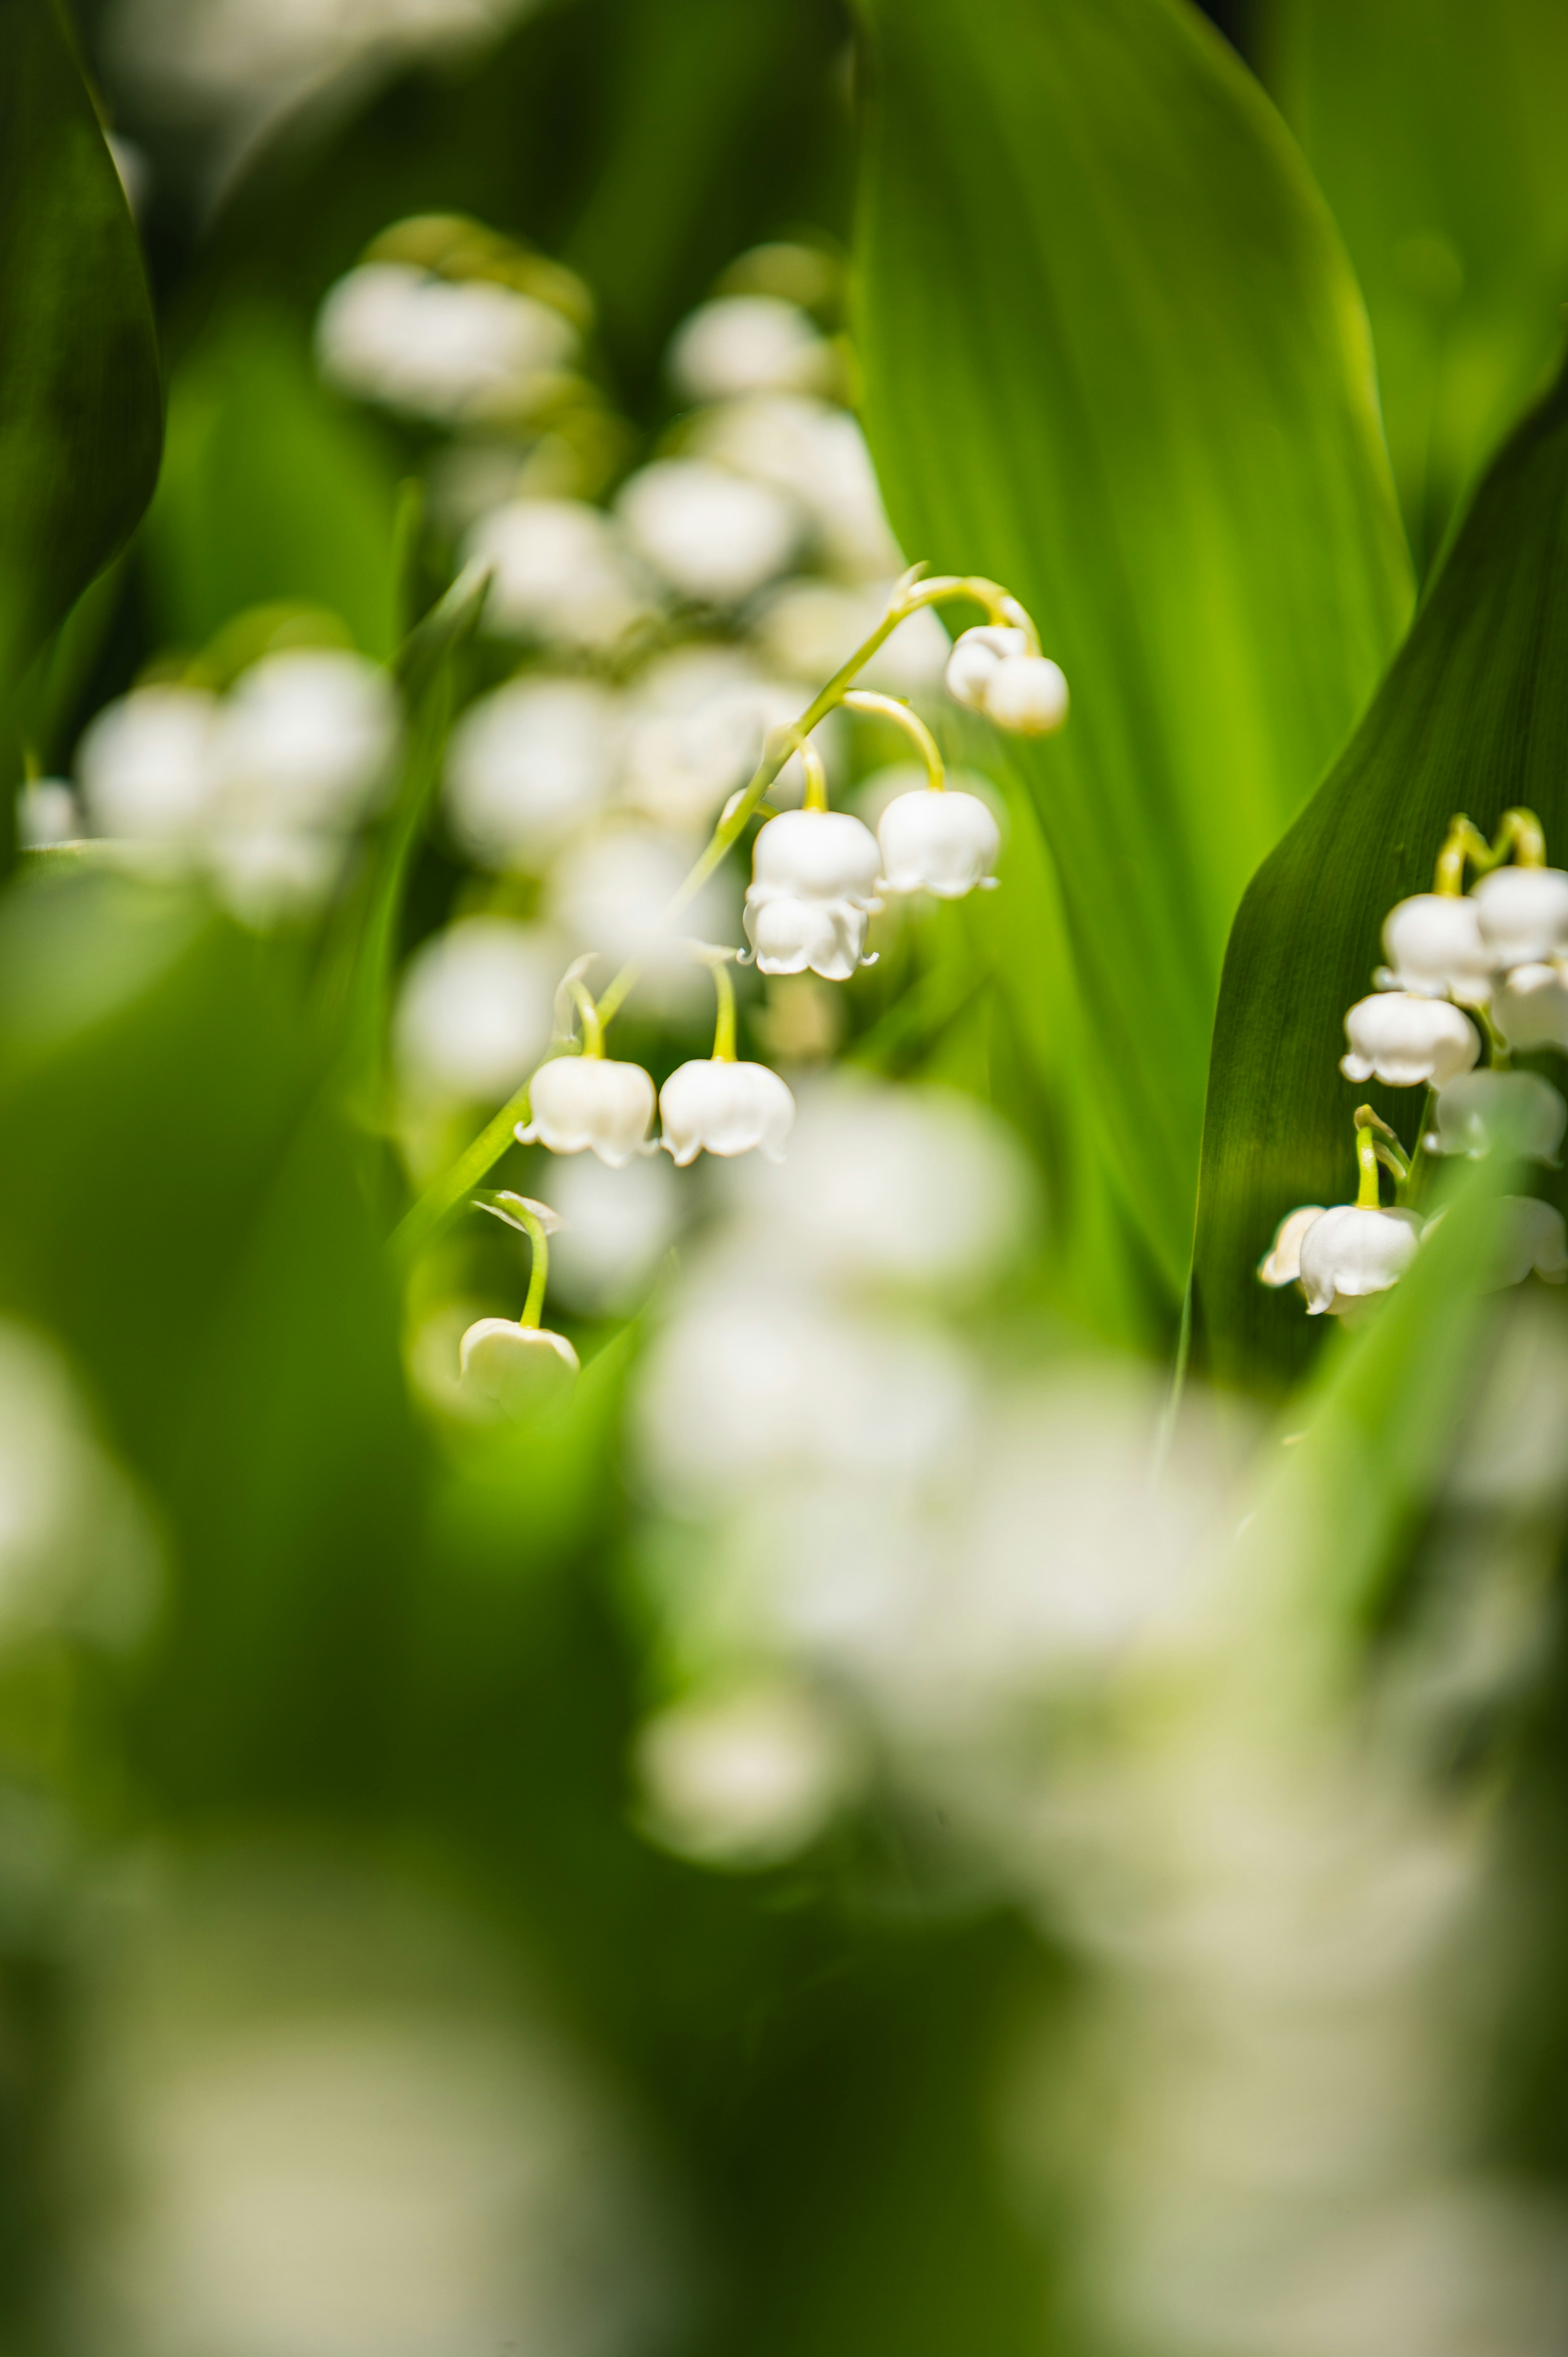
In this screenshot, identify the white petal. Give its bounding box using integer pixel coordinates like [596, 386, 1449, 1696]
[458, 1318, 579, 1410]
[944, 626, 1027, 711]
[1379, 892, 1493, 1004]
[981, 654, 1069, 736]
[659, 1059, 796, 1164]
[1257, 1204, 1325, 1288]
[522, 1055, 656, 1166]
[1298, 1204, 1423, 1315]
[748, 807, 881, 906]
[1494, 960, 1568, 1052]
[1473, 866, 1568, 966]
[1341, 992, 1479, 1087]
[876, 789, 1001, 898]
[1433, 1069, 1566, 1164]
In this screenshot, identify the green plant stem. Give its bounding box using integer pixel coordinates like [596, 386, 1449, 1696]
[710, 959, 737, 1061]
[841, 688, 946, 787]
[519, 1204, 550, 1328]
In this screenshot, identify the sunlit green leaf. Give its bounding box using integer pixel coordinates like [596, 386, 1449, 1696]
[852, 0, 1412, 1289]
[1194, 358, 1568, 1394]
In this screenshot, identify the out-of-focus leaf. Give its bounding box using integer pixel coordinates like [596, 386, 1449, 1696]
[0, 0, 161, 700]
[141, 307, 400, 661]
[1194, 358, 1568, 1394]
[853, 0, 1412, 1291]
[1259, 0, 1568, 572]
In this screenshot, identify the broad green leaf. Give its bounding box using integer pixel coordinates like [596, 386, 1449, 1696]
[852, 0, 1412, 1290]
[1194, 358, 1568, 1394]
[0, 0, 161, 699]
[1259, 0, 1568, 572]
[142, 306, 401, 661]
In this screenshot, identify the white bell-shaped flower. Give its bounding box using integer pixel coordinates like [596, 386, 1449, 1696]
[659, 1059, 795, 1166]
[1257, 1204, 1326, 1288]
[616, 458, 802, 605]
[1298, 1204, 1423, 1316]
[944, 626, 1029, 711]
[1478, 1197, 1568, 1292]
[459, 1317, 580, 1409]
[1432, 1069, 1566, 1164]
[744, 808, 881, 981]
[876, 789, 1000, 898]
[1341, 991, 1479, 1086]
[1473, 866, 1568, 968]
[982, 653, 1070, 737]
[517, 1055, 656, 1166]
[1378, 892, 1494, 1004]
[1494, 960, 1568, 1053]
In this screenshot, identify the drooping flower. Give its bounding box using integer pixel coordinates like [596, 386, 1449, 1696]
[744, 807, 881, 981]
[876, 789, 1000, 898]
[1341, 991, 1479, 1087]
[616, 457, 802, 605]
[517, 1055, 656, 1166]
[458, 1318, 580, 1408]
[1257, 1204, 1326, 1289]
[659, 1059, 795, 1166]
[982, 653, 1070, 737]
[1472, 865, 1568, 968]
[1478, 1197, 1568, 1292]
[1297, 1204, 1424, 1316]
[1494, 961, 1568, 1053]
[1378, 892, 1494, 1004]
[944, 625, 1029, 711]
[1431, 1069, 1567, 1164]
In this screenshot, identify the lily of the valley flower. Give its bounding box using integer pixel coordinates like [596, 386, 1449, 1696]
[1494, 960, 1568, 1053]
[944, 625, 1029, 710]
[1341, 991, 1479, 1087]
[517, 1053, 656, 1165]
[459, 1318, 580, 1406]
[943, 626, 1069, 738]
[1481, 1197, 1568, 1291]
[1378, 892, 1494, 1004]
[1472, 865, 1568, 968]
[744, 807, 882, 981]
[1257, 1204, 1326, 1289]
[660, 1058, 795, 1165]
[1298, 1203, 1424, 1316]
[1431, 1068, 1567, 1164]
[876, 788, 1000, 898]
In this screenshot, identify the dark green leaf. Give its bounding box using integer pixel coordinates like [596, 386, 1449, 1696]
[852, 0, 1412, 1290]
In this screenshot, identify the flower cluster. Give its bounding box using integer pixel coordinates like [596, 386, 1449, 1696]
[1261, 809, 1568, 1317]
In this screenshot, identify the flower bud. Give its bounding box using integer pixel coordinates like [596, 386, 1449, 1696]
[1257, 1204, 1325, 1289]
[1494, 960, 1568, 1053]
[459, 1318, 579, 1410]
[877, 789, 1000, 898]
[517, 1055, 656, 1166]
[982, 654, 1070, 737]
[1341, 992, 1479, 1087]
[1298, 1204, 1423, 1316]
[659, 1059, 795, 1165]
[1378, 892, 1493, 1004]
[944, 626, 1029, 711]
[1473, 866, 1568, 968]
[1432, 1069, 1566, 1164]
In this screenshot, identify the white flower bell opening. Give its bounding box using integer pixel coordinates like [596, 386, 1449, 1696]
[458, 1318, 580, 1409]
[982, 653, 1070, 737]
[1432, 1069, 1567, 1164]
[1379, 893, 1494, 1005]
[744, 807, 882, 981]
[518, 1056, 656, 1167]
[1473, 865, 1568, 968]
[944, 626, 1028, 711]
[660, 1059, 795, 1166]
[1298, 1204, 1424, 1316]
[1341, 992, 1479, 1087]
[876, 789, 1000, 899]
[1257, 1204, 1326, 1289]
[1494, 961, 1568, 1053]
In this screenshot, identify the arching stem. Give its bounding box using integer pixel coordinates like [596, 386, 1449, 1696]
[1354, 1104, 1408, 1206]
[1434, 806, 1547, 893]
[841, 689, 945, 790]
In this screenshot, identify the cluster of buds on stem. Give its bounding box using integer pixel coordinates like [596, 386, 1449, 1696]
[1261, 809, 1568, 1318]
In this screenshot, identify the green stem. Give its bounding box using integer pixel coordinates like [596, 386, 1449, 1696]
[392, 1086, 533, 1263]
[1355, 1120, 1383, 1208]
[570, 978, 606, 1057]
[841, 689, 945, 789]
[710, 958, 737, 1061]
[800, 741, 830, 813]
[1434, 805, 1547, 892]
[519, 1204, 550, 1329]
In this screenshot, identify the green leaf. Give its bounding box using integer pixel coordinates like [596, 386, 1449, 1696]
[141, 305, 401, 661]
[1259, 0, 1568, 573]
[0, 0, 161, 699]
[1193, 357, 1568, 1394]
[852, 0, 1412, 1291]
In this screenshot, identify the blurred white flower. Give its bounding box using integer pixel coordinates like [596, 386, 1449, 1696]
[1431, 1069, 1566, 1163]
[458, 1317, 579, 1408]
[691, 395, 902, 579]
[203, 824, 343, 930]
[445, 676, 623, 868]
[77, 685, 220, 847]
[1341, 992, 1479, 1087]
[751, 580, 951, 698]
[1473, 1197, 1568, 1292]
[620, 652, 838, 829]
[1298, 1204, 1423, 1315]
[393, 918, 560, 1108]
[1494, 960, 1568, 1053]
[546, 1153, 681, 1316]
[316, 261, 576, 423]
[548, 825, 725, 969]
[464, 499, 656, 651]
[659, 1059, 794, 1166]
[16, 778, 82, 848]
[1472, 865, 1568, 968]
[876, 788, 1000, 898]
[944, 625, 1029, 711]
[1379, 894, 1494, 1005]
[982, 653, 1070, 736]
[519, 1055, 656, 1167]
[615, 459, 802, 606]
[634, 1677, 860, 1869]
[667, 295, 832, 403]
[212, 649, 400, 834]
[743, 808, 881, 980]
[1258, 1205, 1326, 1289]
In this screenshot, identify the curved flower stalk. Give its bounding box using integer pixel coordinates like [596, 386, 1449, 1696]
[459, 1192, 579, 1409]
[659, 951, 795, 1166]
